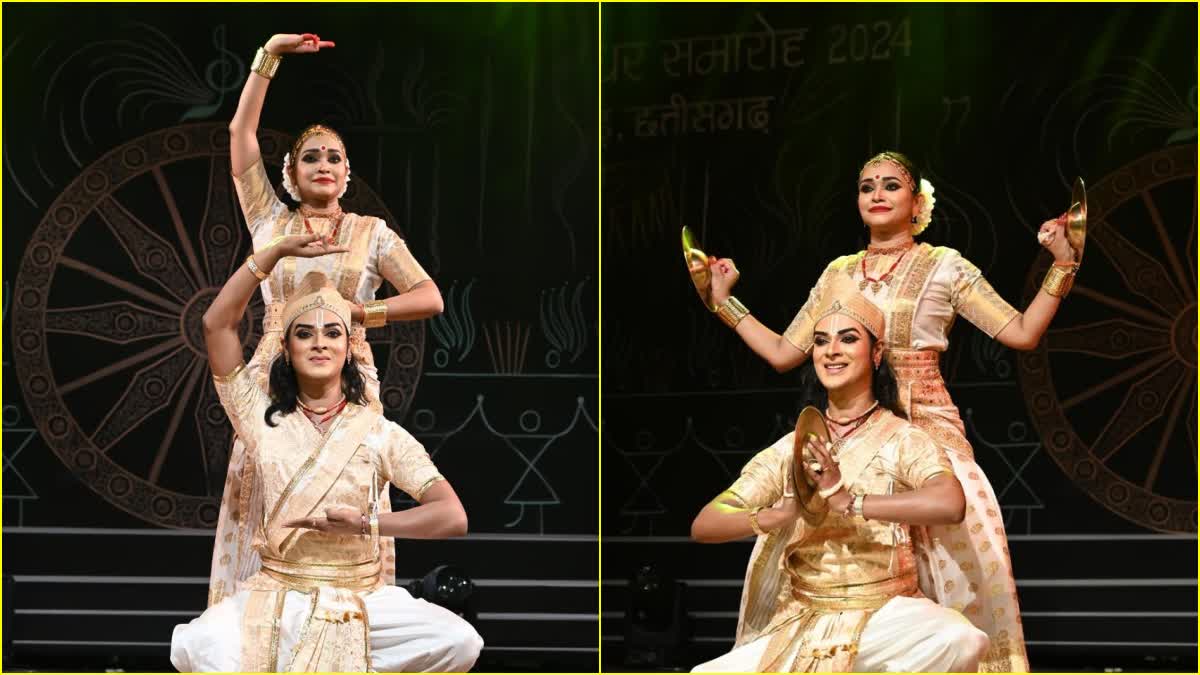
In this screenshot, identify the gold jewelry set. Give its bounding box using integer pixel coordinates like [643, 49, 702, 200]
[1042, 261, 1078, 298]
[251, 47, 282, 80]
[715, 296, 749, 329]
[362, 300, 389, 328]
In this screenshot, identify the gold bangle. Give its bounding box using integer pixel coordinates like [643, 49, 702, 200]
[852, 494, 867, 521]
[748, 506, 767, 536]
[363, 300, 389, 328]
[245, 254, 269, 281]
[250, 47, 282, 80]
[1041, 263, 1077, 298]
[716, 296, 750, 329]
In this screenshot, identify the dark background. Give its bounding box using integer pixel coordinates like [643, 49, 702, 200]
[601, 2, 1196, 671]
[2, 3, 597, 671]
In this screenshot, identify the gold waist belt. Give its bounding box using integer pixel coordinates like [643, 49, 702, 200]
[260, 555, 381, 591]
[886, 349, 953, 407]
[885, 348, 942, 381]
[791, 572, 918, 611]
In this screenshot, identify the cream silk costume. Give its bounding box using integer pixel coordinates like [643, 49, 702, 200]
[695, 411, 988, 672]
[779, 243, 1028, 672]
[171, 361, 482, 671]
[209, 157, 432, 607]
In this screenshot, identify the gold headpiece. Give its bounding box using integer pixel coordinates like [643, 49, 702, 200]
[804, 273, 885, 343]
[281, 271, 351, 333]
[287, 124, 346, 168]
[861, 151, 916, 191]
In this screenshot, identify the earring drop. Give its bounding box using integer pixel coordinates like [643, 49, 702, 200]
[910, 215, 918, 224]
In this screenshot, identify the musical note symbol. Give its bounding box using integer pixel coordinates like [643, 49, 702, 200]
[180, 25, 244, 121]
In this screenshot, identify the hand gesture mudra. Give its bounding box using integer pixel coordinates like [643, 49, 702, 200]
[264, 33, 336, 56]
[283, 505, 363, 535]
[1037, 217, 1074, 263]
[271, 233, 350, 259]
[800, 436, 842, 494]
[708, 256, 740, 305]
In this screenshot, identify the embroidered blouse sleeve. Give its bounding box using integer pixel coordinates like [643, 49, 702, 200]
[375, 224, 432, 294]
[377, 422, 445, 500]
[896, 429, 954, 489]
[212, 363, 271, 451]
[727, 434, 791, 508]
[231, 156, 289, 239]
[947, 250, 1020, 338]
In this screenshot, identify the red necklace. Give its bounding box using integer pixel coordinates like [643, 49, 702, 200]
[860, 246, 912, 293]
[298, 397, 348, 427]
[825, 404, 879, 452]
[300, 205, 346, 244]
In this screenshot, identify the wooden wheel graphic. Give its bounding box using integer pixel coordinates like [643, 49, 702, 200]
[11, 123, 424, 529]
[1018, 144, 1196, 532]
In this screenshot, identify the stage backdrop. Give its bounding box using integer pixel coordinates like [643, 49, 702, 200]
[2, 4, 597, 669]
[601, 3, 1195, 669]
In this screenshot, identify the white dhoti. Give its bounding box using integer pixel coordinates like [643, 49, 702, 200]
[693, 595, 989, 673]
[171, 585, 483, 672]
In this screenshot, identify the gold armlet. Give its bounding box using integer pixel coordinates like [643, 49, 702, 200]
[251, 47, 282, 80]
[363, 300, 389, 328]
[748, 506, 767, 536]
[1041, 263, 1077, 298]
[245, 254, 269, 282]
[716, 296, 750, 329]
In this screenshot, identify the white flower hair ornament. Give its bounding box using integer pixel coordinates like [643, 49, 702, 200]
[281, 153, 352, 202]
[911, 178, 936, 235]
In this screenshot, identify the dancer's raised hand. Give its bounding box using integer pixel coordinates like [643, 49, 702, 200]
[264, 33, 336, 56]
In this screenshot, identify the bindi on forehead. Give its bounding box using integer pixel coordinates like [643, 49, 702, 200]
[301, 136, 342, 154]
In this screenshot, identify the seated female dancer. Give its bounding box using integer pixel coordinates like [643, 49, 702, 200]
[172, 237, 482, 672]
[691, 273, 988, 673]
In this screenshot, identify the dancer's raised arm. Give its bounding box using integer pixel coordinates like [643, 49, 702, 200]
[228, 33, 335, 176]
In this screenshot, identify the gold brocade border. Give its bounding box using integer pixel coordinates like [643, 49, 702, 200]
[268, 589, 287, 672]
[241, 588, 289, 672]
[284, 591, 322, 672]
[281, 212, 304, 300]
[353, 592, 372, 668]
[264, 411, 348, 530]
[887, 244, 940, 349]
[266, 210, 290, 302]
[336, 214, 375, 303]
[266, 404, 379, 555]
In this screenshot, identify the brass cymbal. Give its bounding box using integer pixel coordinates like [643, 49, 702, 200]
[681, 226, 716, 311]
[791, 406, 831, 526]
[1065, 176, 1087, 264]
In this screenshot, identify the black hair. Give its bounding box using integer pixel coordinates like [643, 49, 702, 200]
[264, 327, 368, 426]
[799, 334, 905, 419]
